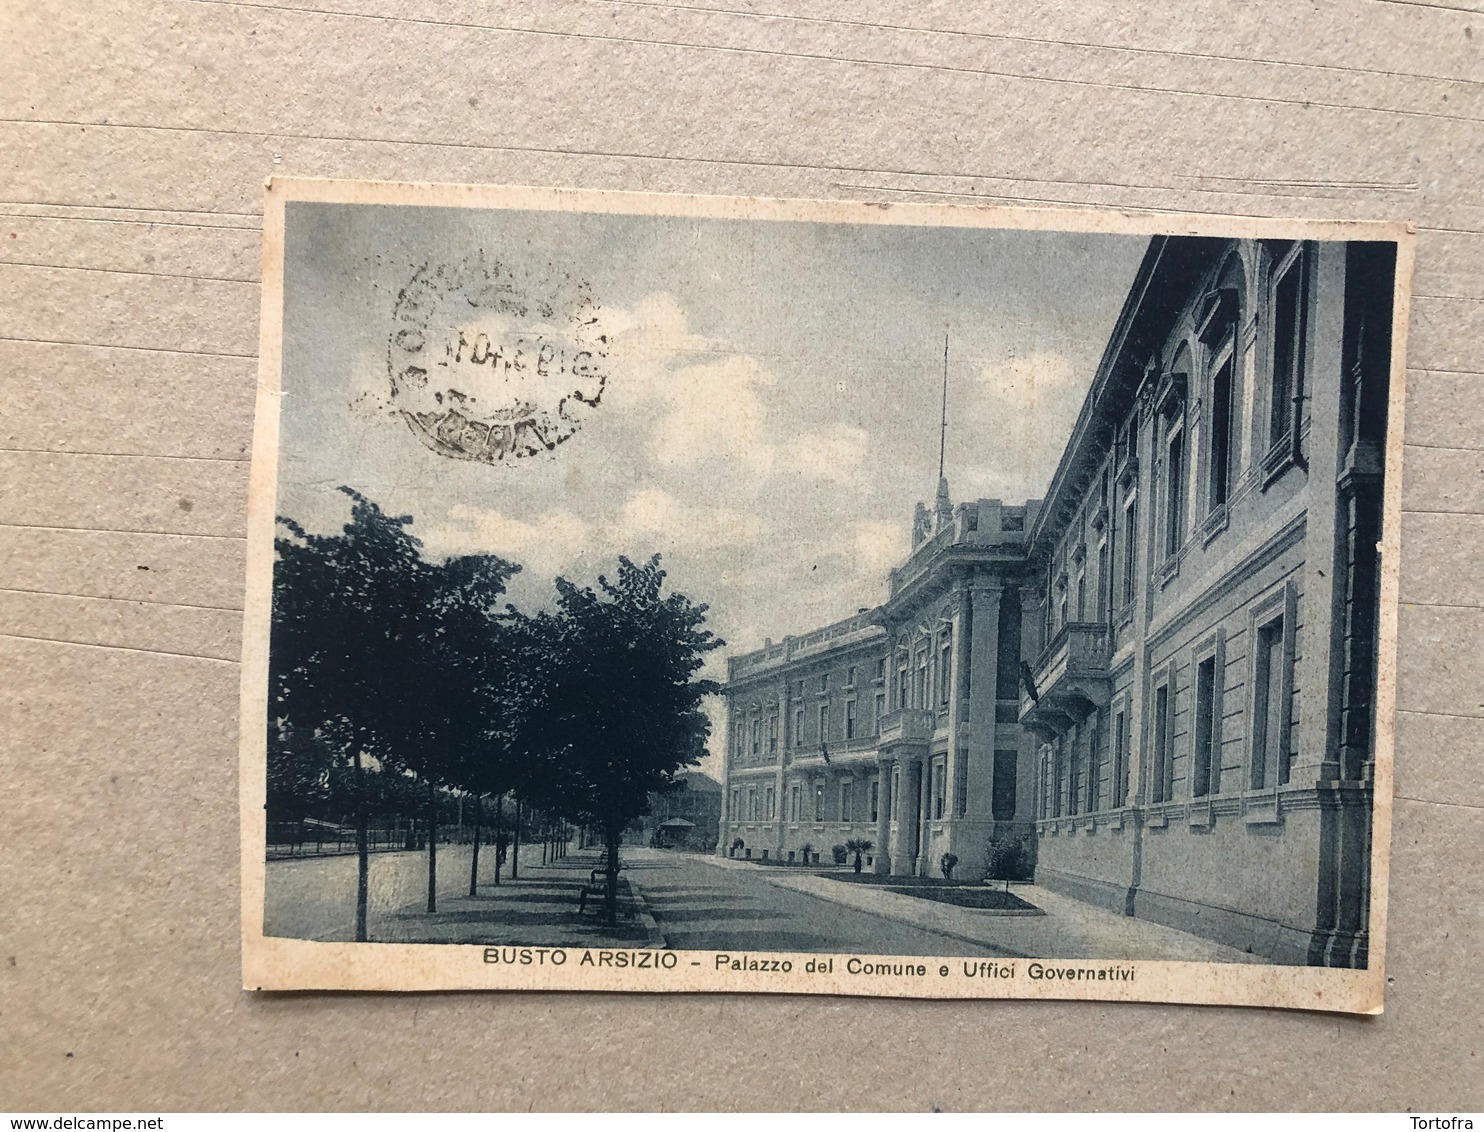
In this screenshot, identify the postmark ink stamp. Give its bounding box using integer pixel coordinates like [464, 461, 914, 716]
[386, 252, 608, 463]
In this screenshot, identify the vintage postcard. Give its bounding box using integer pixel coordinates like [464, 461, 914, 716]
[241, 179, 1411, 1011]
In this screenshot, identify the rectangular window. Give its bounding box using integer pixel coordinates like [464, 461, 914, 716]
[875, 658, 886, 681]
[1113, 710, 1128, 809]
[1052, 740, 1064, 818]
[819, 673, 829, 693]
[794, 707, 804, 746]
[845, 699, 857, 739]
[1252, 617, 1287, 789]
[1165, 426, 1185, 559]
[1193, 657, 1217, 798]
[747, 788, 757, 822]
[765, 787, 775, 820]
[1209, 352, 1235, 508]
[840, 780, 853, 823]
[869, 780, 879, 823]
[768, 713, 778, 753]
[1088, 711, 1102, 812]
[1152, 683, 1171, 803]
[939, 640, 952, 705]
[818, 704, 829, 744]
[914, 657, 927, 708]
[897, 662, 909, 709]
[847, 665, 857, 687]
[813, 784, 824, 822]
[1097, 542, 1109, 620]
[1067, 726, 1081, 817]
[750, 720, 760, 757]
[1076, 569, 1086, 622]
[1271, 253, 1306, 447]
[891, 769, 900, 820]
[932, 758, 946, 820]
[874, 692, 885, 733]
[789, 785, 801, 822]
[1121, 498, 1138, 605]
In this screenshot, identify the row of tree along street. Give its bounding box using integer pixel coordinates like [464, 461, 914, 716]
[269, 487, 722, 936]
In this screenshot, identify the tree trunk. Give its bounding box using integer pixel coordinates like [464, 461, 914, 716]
[604, 825, 621, 926]
[468, 793, 483, 897]
[541, 818, 549, 866]
[511, 798, 522, 879]
[426, 777, 438, 914]
[354, 750, 369, 943]
[493, 794, 503, 885]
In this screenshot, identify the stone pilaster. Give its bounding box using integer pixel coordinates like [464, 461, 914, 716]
[891, 757, 921, 877]
[874, 757, 893, 874]
[1292, 240, 1348, 786]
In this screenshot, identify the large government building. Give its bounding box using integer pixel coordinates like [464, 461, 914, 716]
[718, 233, 1395, 967]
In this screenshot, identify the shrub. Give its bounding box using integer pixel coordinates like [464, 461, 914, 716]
[939, 852, 959, 880]
[986, 834, 1027, 891]
[831, 844, 849, 865]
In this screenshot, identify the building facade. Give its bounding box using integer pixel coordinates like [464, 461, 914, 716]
[719, 234, 1394, 967]
[720, 491, 1041, 881]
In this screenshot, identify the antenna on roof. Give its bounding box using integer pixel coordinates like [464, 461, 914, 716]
[938, 332, 949, 482]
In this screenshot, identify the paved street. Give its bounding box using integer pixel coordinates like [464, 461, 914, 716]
[627, 850, 1010, 956]
[265, 846, 1250, 961]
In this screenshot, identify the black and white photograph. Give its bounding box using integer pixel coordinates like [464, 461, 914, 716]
[241, 181, 1409, 1009]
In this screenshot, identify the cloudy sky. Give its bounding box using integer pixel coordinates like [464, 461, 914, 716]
[277, 200, 1147, 777]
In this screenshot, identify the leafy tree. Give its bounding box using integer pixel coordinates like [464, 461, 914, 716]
[265, 721, 334, 829]
[531, 555, 723, 921]
[845, 838, 873, 875]
[270, 487, 520, 934]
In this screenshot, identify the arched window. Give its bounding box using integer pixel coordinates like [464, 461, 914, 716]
[1265, 241, 1311, 465]
[1198, 254, 1244, 514]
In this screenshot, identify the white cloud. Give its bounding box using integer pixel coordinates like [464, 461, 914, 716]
[605, 292, 874, 485]
[849, 518, 910, 579]
[781, 425, 870, 483]
[958, 350, 1085, 499]
[617, 488, 768, 554]
[603, 291, 711, 405]
[417, 504, 589, 579]
[647, 353, 777, 472]
[976, 351, 1079, 408]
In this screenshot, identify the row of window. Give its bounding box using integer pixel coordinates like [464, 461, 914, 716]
[733, 622, 974, 761]
[727, 757, 964, 827]
[729, 779, 883, 825]
[1043, 243, 1312, 646]
[730, 689, 895, 759]
[1038, 604, 1296, 819]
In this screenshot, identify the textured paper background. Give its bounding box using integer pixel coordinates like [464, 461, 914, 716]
[2, 0, 1482, 1111]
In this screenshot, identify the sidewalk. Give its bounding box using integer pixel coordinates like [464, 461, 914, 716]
[701, 858, 1253, 963]
[376, 849, 664, 949]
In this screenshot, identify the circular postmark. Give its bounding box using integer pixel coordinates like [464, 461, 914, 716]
[386, 252, 608, 463]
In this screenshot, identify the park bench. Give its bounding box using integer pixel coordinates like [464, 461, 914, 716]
[578, 863, 625, 914]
